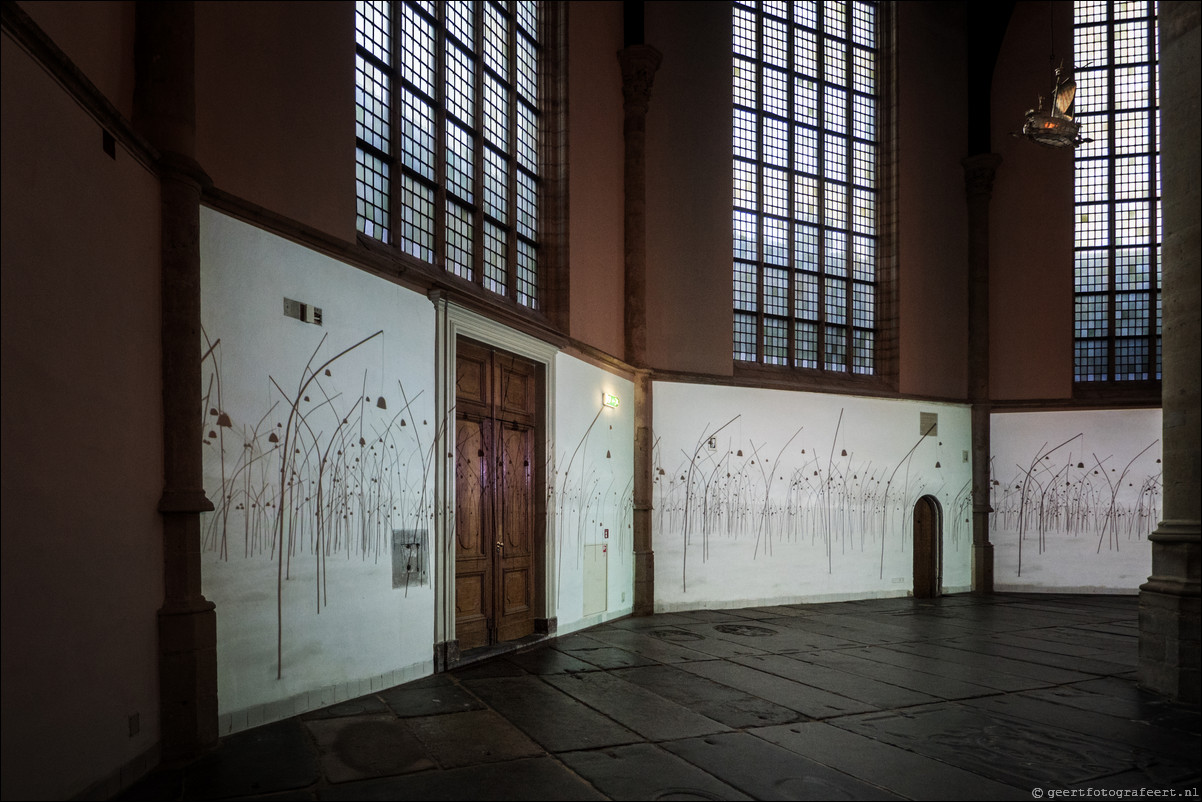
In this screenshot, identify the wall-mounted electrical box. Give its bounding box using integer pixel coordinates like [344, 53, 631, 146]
[392, 529, 427, 587]
[919, 411, 938, 437]
[283, 297, 322, 326]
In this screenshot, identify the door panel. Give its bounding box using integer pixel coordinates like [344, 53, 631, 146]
[454, 339, 541, 649]
[454, 416, 491, 650]
[496, 421, 535, 642]
[913, 497, 939, 599]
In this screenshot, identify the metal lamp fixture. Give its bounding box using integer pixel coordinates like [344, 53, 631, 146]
[1018, 62, 1091, 149]
[1013, 4, 1091, 150]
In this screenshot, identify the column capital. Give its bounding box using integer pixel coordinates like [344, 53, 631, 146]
[961, 153, 1003, 199]
[618, 44, 663, 113]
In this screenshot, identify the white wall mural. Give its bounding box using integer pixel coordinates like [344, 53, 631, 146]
[200, 210, 436, 727]
[551, 355, 635, 629]
[652, 382, 973, 610]
[990, 409, 1161, 592]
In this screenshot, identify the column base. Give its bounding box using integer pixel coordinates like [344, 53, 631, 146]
[633, 549, 655, 616]
[972, 541, 994, 594]
[1138, 520, 1201, 703]
[158, 603, 219, 765]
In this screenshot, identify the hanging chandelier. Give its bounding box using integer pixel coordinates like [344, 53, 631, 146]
[1013, 3, 1091, 150]
[1018, 62, 1091, 149]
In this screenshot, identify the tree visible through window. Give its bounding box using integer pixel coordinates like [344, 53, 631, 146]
[733, 1, 879, 374]
[356, 1, 542, 309]
[1073, 0, 1161, 384]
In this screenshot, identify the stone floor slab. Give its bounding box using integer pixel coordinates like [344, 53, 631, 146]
[461, 675, 641, 752]
[662, 730, 904, 800]
[545, 671, 729, 741]
[750, 720, 1027, 800]
[613, 664, 802, 728]
[318, 757, 606, 801]
[303, 715, 434, 785]
[678, 659, 878, 718]
[405, 709, 544, 768]
[558, 743, 752, 801]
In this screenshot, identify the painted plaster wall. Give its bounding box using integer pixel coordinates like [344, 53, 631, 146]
[200, 209, 437, 731]
[990, 408, 1161, 592]
[552, 355, 636, 631]
[652, 382, 973, 611]
[1, 36, 162, 801]
[989, 1, 1076, 400]
[567, 1, 626, 357]
[644, 0, 737, 376]
[896, 1, 970, 400]
[17, 1, 136, 120]
[196, 2, 353, 241]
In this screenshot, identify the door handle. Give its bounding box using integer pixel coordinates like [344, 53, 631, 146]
[495, 540, 503, 551]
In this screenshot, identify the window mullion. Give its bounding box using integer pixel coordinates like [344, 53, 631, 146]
[506, 2, 520, 304]
[1105, 6, 1117, 381]
[785, 9, 797, 368]
[842, 6, 854, 373]
[470, 4, 486, 289]
[433, 1, 449, 275]
[816, 5, 828, 371]
[1146, 3, 1159, 380]
[755, 12, 766, 364]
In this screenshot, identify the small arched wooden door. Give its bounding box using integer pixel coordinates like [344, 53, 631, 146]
[912, 496, 940, 599]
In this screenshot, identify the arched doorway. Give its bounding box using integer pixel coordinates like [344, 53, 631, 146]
[912, 496, 941, 598]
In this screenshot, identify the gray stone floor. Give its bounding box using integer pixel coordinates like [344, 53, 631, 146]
[120, 594, 1200, 800]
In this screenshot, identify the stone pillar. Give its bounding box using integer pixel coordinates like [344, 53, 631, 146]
[632, 371, 654, 615]
[618, 43, 661, 615]
[962, 153, 1002, 594]
[1139, 0, 1201, 704]
[134, 0, 219, 761]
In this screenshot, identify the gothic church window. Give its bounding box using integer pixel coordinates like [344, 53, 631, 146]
[356, 1, 543, 310]
[733, 1, 880, 374]
[1073, 0, 1161, 385]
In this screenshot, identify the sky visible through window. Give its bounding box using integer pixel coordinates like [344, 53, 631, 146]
[733, 1, 878, 374]
[356, 1, 542, 309]
[1073, 0, 1161, 383]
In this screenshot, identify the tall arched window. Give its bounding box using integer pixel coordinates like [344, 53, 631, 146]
[733, 1, 881, 375]
[1073, 0, 1161, 385]
[356, 1, 545, 310]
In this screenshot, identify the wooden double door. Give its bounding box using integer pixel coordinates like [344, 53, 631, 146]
[454, 339, 543, 650]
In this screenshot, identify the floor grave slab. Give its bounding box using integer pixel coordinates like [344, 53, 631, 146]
[707, 621, 862, 652]
[961, 693, 1202, 770]
[751, 720, 1026, 800]
[503, 647, 601, 675]
[890, 640, 1106, 683]
[379, 681, 485, 718]
[405, 709, 544, 768]
[461, 675, 640, 752]
[612, 664, 802, 728]
[587, 625, 726, 664]
[841, 645, 1049, 691]
[832, 703, 1161, 788]
[545, 671, 730, 741]
[556, 644, 659, 670]
[794, 649, 997, 699]
[303, 715, 434, 784]
[663, 730, 903, 800]
[557, 742, 752, 801]
[318, 757, 607, 801]
[732, 653, 940, 709]
[302, 693, 393, 721]
[678, 659, 878, 718]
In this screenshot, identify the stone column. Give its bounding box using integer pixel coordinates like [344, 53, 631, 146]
[133, 0, 219, 761]
[1139, 0, 1200, 704]
[962, 153, 1002, 594]
[619, 43, 661, 615]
